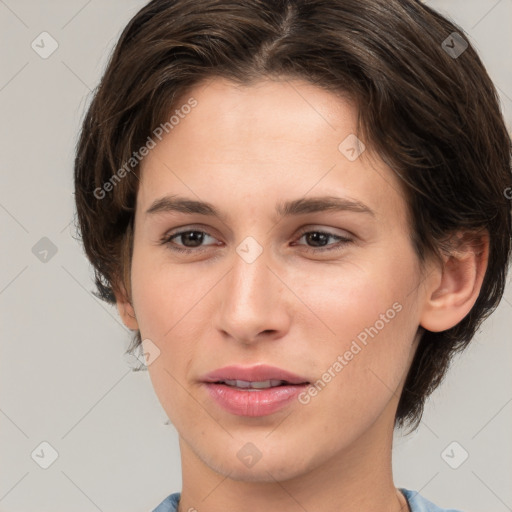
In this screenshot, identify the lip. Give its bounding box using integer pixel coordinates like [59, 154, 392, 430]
[201, 364, 309, 384]
[201, 364, 310, 417]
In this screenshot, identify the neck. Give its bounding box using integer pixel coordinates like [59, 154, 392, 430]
[177, 409, 409, 512]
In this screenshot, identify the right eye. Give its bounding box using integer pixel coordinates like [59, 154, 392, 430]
[160, 229, 221, 254]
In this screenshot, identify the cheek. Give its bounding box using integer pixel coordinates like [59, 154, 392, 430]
[296, 243, 419, 401]
[130, 245, 206, 340]
[297, 245, 416, 346]
[295, 284, 415, 447]
[130, 248, 213, 418]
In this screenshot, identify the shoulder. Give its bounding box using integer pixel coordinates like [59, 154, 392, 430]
[151, 492, 181, 512]
[400, 488, 465, 512]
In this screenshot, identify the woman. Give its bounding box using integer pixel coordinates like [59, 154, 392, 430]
[73, 0, 512, 510]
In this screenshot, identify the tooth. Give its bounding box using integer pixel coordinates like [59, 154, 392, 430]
[221, 379, 286, 389]
[250, 380, 272, 389]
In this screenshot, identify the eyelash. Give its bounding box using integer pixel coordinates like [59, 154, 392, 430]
[159, 227, 353, 254]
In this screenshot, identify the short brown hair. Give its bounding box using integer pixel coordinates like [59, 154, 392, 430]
[73, 0, 512, 432]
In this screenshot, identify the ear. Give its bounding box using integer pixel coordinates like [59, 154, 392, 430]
[113, 282, 139, 331]
[419, 230, 489, 333]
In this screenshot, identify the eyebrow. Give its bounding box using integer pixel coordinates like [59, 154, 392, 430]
[145, 195, 375, 221]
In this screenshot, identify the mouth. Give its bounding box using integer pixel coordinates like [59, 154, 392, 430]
[200, 365, 310, 416]
[213, 379, 307, 390]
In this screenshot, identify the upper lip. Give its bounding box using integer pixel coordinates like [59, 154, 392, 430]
[201, 364, 309, 384]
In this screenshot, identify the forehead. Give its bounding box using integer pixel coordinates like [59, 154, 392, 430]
[160, 77, 359, 163]
[137, 77, 407, 226]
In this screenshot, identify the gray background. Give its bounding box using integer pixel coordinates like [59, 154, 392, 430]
[0, 1, 511, 511]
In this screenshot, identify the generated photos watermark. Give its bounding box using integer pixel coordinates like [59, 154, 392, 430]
[298, 301, 403, 405]
[93, 97, 198, 200]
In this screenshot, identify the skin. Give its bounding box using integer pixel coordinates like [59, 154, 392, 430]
[115, 77, 489, 512]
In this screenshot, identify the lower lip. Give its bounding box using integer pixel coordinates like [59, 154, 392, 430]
[203, 383, 308, 417]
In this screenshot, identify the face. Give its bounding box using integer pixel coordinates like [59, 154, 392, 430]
[122, 77, 433, 482]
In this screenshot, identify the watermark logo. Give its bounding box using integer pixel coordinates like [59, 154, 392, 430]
[237, 442, 263, 468]
[32, 237, 58, 263]
[338, 134, 366, 162]
[31, 32, 59, 59]
[441, 441, 469, 469]
[135, 338, 161, 366]
[441, 32, 468, 59]
[31, 441, 59, 469]
[236, 236, 264, 264]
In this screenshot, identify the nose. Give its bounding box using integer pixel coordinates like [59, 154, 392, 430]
[212, 246, 292, 346]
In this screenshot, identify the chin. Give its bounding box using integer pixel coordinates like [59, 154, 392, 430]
[200, 444, 315, 483]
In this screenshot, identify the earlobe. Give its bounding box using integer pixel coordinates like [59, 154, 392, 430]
[113, 285, 139, 331]
[419, 231, 489, 333]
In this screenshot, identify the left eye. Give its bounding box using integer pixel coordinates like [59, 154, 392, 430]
[293, 229, 352, 252]
[160, 228, 352, 254]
